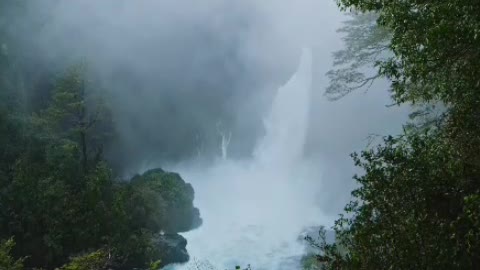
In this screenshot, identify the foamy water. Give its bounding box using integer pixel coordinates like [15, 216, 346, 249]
[172, 49, 332, 269]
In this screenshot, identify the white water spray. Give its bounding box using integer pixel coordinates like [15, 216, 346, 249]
[254, 48, 313, 169]
[217, 122, 232, 160]
[174, 48, 330, 270]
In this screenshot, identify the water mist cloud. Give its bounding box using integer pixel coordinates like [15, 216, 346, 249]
[17, 0, 410, 240]
[27, 0, 340, 173]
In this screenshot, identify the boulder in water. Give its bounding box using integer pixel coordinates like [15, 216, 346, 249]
[130, 168, 203, 233]
[153, 233, 190, 266]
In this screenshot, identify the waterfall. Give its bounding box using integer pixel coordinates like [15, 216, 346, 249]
[254, 48, 312, 169]
[174, 48, 329, 270]
[217, 121, 232, 160]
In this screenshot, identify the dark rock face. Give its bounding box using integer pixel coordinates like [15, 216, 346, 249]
[154, 233, 190, 266]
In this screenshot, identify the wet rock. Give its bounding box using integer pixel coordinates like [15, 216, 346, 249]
[154, 233, 189, 266]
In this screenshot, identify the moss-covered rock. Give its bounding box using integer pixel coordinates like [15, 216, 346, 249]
[130, 168, 202, 233]
[153, 233, 189, 266]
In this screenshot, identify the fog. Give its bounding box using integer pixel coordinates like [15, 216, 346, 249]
[15, 0, 410, 268]
[19, 0, 345, 169]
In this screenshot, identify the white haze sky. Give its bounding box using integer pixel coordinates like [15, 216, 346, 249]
[23, 0, 410, 216]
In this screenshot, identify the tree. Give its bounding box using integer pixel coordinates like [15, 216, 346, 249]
[0, 64, 118, 268]
[335, 0, 480, 105]
[326, 12, 390, 100]
[59, 250, 108, 270]
[40, 64, 113, 174]
[0, 4, 203, 268]
[0, 238, 24, 270]
[315, 0, 480, 269]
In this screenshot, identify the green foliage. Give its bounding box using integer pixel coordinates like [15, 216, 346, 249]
[58, 250, 107, 270]
[148, 260, 162, 270]
[334, 130, 480, 269]
[0, 62, 200, 269]
[131, 169, 201, 233]
[104, 169, 201, 268]
[336, 0, 480, 105]
[0, 67, 116, 267]
[0, 238, 24, 270]
[326, 12, 390, 100]
[319, 0, 480, 269]
[0, 2, 203, 269]
[38, 64, 113, 173]
[0, 243, 109, 270]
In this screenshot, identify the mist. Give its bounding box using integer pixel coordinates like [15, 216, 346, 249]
[13, 0, 410, 268]
[18, 0, 351, 171]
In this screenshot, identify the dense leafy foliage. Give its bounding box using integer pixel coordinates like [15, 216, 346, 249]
[0, 238, 24, 270]
[315, 0, 480, 269]
[58, 251, 109, 270]
[0, 65, 200, 269]
[0, 3, 201, 269]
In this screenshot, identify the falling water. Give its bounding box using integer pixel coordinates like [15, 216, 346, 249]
[254, 48, 313, 169]
[174, 48, 330, 270]
[220, 132, 231, 160]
